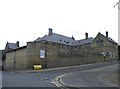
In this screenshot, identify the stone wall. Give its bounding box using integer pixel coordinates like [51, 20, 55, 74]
[92, 34, 118, 58]
[26, 41, 114, 69]
[5, 48, 27, 70]
[26, 41, 60, 69]
[5, 51, 15, 70]
[5, 40, 118, 70]
[47, 52, 114, 68]
[15, 48, 27, 69]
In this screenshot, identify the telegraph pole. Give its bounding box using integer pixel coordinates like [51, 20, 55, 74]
[114, 0, 120, 61]
[114, 0, 120, 48]
[113, 0, 120, 10]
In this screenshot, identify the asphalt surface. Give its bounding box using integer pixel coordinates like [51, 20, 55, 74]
[60, 64, 118, 87]
[2, 60, 119, 88]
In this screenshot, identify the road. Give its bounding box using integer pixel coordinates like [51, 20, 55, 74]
[2, 60, 118, 88]
[58, 64, 118, 87]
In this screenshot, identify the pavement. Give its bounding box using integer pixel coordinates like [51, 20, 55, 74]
[59, 64, 118, 87]
[9, 61, 117, 73]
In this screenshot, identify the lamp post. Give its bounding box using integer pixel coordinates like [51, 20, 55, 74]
[103, 54, 106, 62]
[101, 52, 106, 62]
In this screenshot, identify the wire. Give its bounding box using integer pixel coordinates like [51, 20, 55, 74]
[113, 0, 120, 10]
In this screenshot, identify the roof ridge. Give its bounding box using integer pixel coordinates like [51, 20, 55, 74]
[76, 37, 94, 41]
[7, 42, 17, 45]
[53, 33, 73, 39]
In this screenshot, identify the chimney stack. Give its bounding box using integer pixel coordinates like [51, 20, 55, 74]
[85, 32, 88, 39]
[48, 28, 53, 35]
[106, 31, 108, 38]
[72, 35, 75, 40]
[16, 41, 19, 47]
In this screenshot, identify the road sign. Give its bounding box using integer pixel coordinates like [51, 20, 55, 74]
[40, 50, 45, 59]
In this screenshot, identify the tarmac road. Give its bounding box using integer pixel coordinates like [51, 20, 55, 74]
[2, 60, 118, 88]
[59, 64, 118, 87]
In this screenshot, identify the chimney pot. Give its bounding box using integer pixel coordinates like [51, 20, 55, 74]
[16, 41, 19, 47]
[85, 32, 88, 39]
[48, 28, 53, 35]
[106, 31, 108, 38]
[72, 35, 75, 40]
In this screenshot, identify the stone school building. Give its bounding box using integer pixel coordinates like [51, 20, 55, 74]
[4, 28, 118, 70]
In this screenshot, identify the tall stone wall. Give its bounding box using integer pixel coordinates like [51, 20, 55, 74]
[47, 53, 107, 68]
[26, 41, 113, 69]
[15, 48, 27, 69]
[26, 41, 60, 69]
[5, 48, 27, 70]
[5, 51, 15, 70]
[5, 41, 118, 70]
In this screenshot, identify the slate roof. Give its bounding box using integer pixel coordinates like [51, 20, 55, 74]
[6, 46, 27, 53]
[34, 31, 117, 46]
[108, 37, 116, 43]
[7, 42, 19, 50]
[34, 33, 75, 45]
[73, 37, 94, 46]
[34, 37, 42, 42]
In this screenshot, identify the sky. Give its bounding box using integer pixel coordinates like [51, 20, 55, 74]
[0, 0, 119, 50]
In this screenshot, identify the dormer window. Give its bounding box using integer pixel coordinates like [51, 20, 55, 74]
[96, 38, 103, 43]
[66, 41, 69, 44]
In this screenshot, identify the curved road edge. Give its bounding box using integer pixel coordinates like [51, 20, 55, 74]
[53, 63, 118, 87]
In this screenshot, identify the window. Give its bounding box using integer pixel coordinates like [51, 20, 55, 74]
[85, 43, 90, 47]
[67, 45, 70, 50]
[66, 41, 69, 44]
[96, 38, 103, 46]
[61, 44, 65, 48]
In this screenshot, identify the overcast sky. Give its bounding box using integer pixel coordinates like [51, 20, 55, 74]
[0, 0, 118, 50]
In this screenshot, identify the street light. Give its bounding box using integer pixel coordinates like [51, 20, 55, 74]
[103, 54, 106, 62]
[101, 52, 106, 62]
